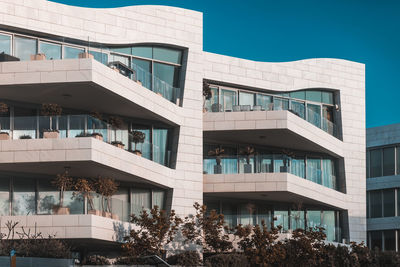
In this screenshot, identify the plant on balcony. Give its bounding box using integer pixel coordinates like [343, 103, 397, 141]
[208, 146, 225, 174]
[95, 177, 119, 219]
[89, 111, 104, 141]
[111, 140, 125, 149]
[75, 132, 91, 138]
[203, 80, 212, 112]
[131, 130, 145, 156]
[19, 134, 32, 139]
[0, 102, 9, 140]
[73, 178, 98, 216]
[51, 172, 73, 215]
[239, 146, 255, 173]
[40, 103, 62, 138]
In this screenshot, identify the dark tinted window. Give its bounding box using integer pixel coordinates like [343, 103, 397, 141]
[370, 190, 382, 218]
[370, 231, 382, 250]
[383, 147, 395, 176]
[370, 149, 382, 178]
[383, 189, 395, 217]
[384, 230, 396, 251]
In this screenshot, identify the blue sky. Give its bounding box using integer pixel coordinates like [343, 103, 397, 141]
[52, 0, 400, 128]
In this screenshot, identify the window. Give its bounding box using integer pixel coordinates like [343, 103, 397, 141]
[89, 50, 108, 65]
[291, 100, 306, 119]
[322, 211, 336, 242]
[0, 175, 9, 215]
[131, 46, 152, 59]
[40, 42, 61, 60]
[370, 149, 382, 178]
[307, 158, 322, 184]
[256, 94, 272, 110]
[132, 58, 152, 89]
[383, 147, 395, 176]
[221, 89, 236, 111]
[307, 104, 321, 128]
[291, 210, 305, 230]
[15, 36, 37, 61]
[13, 106, 37, 139]
[322, 159, 336, 189]
[274, 210, 289, 231]
[384, 230, 396, 251]
[397, 146, 400, 175]
[38, 179, 59, 214]
[306, 90, 322, 102]
[64, 46, 84, 59]
[0, 33, 11, 54]
[274, 97, 289, 111]
[153, 47, 182, 64]
[290, 91, 306, 100]
[370, 231, 382, 250]
[12, 178, 36, 215]
[370, 190, 382, 218]
[239, 92, 255, 108]
[153, 62, 180, 87]
[366, 150, 370, 178]
[131, 188, 151, 216]
[153, 129, 169, 166]
[383, 189, 395, 217]
[307, 210, 321, 229]
[322, 92, 334, 104]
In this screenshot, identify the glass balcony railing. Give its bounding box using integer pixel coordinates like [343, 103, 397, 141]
[3, 114, 171, 167]
[203, 154, 337, 190]
[206, 100, 338, 138]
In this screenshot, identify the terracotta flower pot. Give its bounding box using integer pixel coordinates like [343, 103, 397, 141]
[30, 53, 46, 60]
[91, 133, 103, 141]
[133, 150, 142, 157]
[88, 209, 102, 216]
[102, 211, 112, 218]
[111, 213, 119, 220]
[0, 132, 9, 140]
[43, 131, 59, 139]
[54, 206, 70, 215]
[78, 52, 94, 59]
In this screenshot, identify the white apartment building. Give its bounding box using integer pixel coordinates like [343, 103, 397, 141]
[0, 0, 365, 256]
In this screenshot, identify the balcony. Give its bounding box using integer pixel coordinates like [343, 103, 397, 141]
[204, 153, 337, 190]
[0, 114, 171, 167]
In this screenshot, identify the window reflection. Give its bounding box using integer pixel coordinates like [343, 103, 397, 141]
[0, 34, 11, 54]
[15, 36, 37, 61]
[40, 42, 61, 60]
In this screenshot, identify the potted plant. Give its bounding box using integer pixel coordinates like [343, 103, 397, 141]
[203, 80, 212, 112]
[51, 172, 73, 215]
[130, 130, 145, 156]
[111, 140, 125, 149]
[0, 102, 10, 140]
[19, 134, 32, 139]
[79, 52, 94, 59]
[41, 103, 62, 138]
[208, 146, 225, 174]
[95, 177, 119, 219]
[240, 146, 255, 173]
[73, 178, 99, 216]
[89, 111, 104, 141]
[108, 115, 124, 145]
[30, 53, 46, 60]
[75, 132, 92, 138]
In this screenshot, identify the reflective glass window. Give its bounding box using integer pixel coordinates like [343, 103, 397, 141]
[322, 159, 336, 189]
[15, 36, 37, 61]
[291, 210, 305, 230]
[112, 188, 129, 222]
[131, 46, 152, 59]
[152, 190, 165, 210]
[131, 125, 151, 160]
[0, 33, 11, 54]
[383, 189, 395, 217]
[290, 91, 306, 100]
[370, 149, 382, 178]
[322, 91, 334, 104]
[153, 129, 169, 166]
[307, 210, 321, 229]
[111, 47, 131, 55]
[12, 178, 36, 215]
[64, 46, 84, 59]
[273, 97, 289, 110]
[384, 230, 396, 251]
[204, 87, 219, 113]
[40, 42, 61, 60]
[290, 100, 306, 119]
[13, 106, 37, 139]
[307, 104, 321, 128]
[131, 188, 151, 216]
[274, 210, 289, 231]
[89, 50, 108, 65]
[306, 90, 322, 102]
[221, 89, 236, 111]
[153, 62, 180, 87]
[63, 190, 84, 214]
[239, 204, 256, 225]
[366, 150, 370, 178]
[370, 190, 382, 218]
[38, 179, 59, 214]
[0, 175, 10, 215]
[256, 94, 272, 110]
[153, 47, 182, 64]
[307, 158, 322, 185]
[291, 157, 305, 178]
[239, 92, 255, 108]
[322, 211, 336, 242]
[370, 231, 382, 250]
[132, 58, 152, 89]
[383, 147, 395, 176]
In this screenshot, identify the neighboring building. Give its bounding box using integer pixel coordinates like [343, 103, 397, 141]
[0, 0, 365, 257]
[366, 124, 400, 251]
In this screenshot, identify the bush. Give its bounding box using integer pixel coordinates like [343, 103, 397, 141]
[167, 251, 201, 266]
[81, 254, 111, 265]
[204, 253, 249, 267]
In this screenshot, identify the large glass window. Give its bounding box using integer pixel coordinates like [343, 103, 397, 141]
[153, 62, 180, 87]
[0, 176, 10, 216]
[290, 100, 306, 119]
[307, 104, 321, 128]
[384, 230, 396, 251]
[63, 190, 84, 214]
[291, 158, 305, 178]
[274, 210, 289, 231]
[112, 188, 129, 222]
[131, 188, 151, 216]
[153, 47, 182, 64]
[306, 90, 322, 102]
[239, 92, 255, 108]
[383, 147, 395, 176]
[307, 158, 322, 185]
[273, 97, 289, 111]
[370, 190, 382, 218]
[153, 129, 169, 166]
[12, 178, 36, 215]
[15, 36, 37, 61]
[89, 50, 108, 65]
[0, 33, 11, 54]
[322, 211, 336, 242]
[383, 189, 395, 217]
[13, 106, 37, 139]
[307, 210, 321, 229]
[38, 179, 59, 215]
[322, 92, 334, 104]
[370, 231, 382, 250]
[291, 210, 305, 230]
[239, 204, 256, 225]
[131, 46, 152, 59]
[40, 42, 61, 60]
[64, 46, 84, 59]
[221, 89, 237, 112]
[370, 149, 382, 178]
[132, 58, 152, 89]
[256, 94, 272, 110]
[290, 91, 306, 100]
[322, 159, 336, 189]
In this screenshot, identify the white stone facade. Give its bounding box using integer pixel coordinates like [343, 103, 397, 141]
[0, 0, 365, 250]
